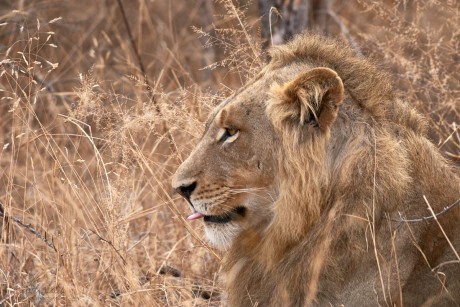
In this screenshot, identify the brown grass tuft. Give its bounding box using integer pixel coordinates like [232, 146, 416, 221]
[0, 0, 458, 305]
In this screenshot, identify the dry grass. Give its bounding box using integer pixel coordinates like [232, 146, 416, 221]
[0, 0, 458, 305]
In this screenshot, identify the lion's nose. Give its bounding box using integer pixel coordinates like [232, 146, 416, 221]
[176, 182, 197, 201]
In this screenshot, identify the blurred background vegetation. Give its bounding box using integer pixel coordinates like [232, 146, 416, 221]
[0, 0, 458, 305]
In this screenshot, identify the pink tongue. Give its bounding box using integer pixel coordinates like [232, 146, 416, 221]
[187, 212, 204, 220]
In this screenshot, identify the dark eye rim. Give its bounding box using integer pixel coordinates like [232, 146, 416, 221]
[220, 127, 239, 142]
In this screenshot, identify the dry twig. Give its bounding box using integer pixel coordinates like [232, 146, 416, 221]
[0, 202, 57, 252]
[89, 229, 127, 265]
[397, 197, 460, 223]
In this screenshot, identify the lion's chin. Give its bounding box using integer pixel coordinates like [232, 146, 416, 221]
[204, 222, 242, 251]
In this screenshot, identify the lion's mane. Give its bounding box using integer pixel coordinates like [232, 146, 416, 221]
[222, 34, 460, 306]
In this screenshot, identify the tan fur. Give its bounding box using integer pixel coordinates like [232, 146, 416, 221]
[172, 34, 460, 306]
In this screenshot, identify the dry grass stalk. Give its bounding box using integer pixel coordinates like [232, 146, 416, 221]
[0, 0, 458, 305]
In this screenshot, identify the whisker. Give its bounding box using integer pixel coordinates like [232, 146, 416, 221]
[226, 186, 276, 202]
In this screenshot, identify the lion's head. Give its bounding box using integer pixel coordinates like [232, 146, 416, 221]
[172, 62, 346, 250]
[172, 34, 460, 306]
[171, 73, 279, 249]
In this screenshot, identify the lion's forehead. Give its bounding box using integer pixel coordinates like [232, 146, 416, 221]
[204, 68, 298, 132]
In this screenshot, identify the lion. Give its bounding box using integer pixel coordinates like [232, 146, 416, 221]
[172, 34, 460, 306]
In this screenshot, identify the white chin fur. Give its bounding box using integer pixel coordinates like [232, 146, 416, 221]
[204, 222, 242, 251]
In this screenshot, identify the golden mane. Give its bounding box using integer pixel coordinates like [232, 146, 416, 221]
[268, 33, 427, 135]
[173, 33, 460, 306]
[223, 34, 459, 305]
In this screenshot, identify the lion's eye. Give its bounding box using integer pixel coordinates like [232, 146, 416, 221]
[226, 128, 238, 137]
[218, 127, 239, 143]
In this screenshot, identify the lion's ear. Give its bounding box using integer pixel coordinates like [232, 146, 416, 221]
[268, 67, 344, 132]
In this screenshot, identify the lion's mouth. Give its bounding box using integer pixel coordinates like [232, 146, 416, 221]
[190, 207, 246, 224]
[205, 206, 246, 224]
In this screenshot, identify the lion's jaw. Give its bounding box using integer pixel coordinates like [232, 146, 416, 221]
[172, 81, 279, 250]
[190, 182, 275, 250]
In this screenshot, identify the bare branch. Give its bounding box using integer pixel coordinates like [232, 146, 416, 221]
[89, 229, 127, 266]
[115, 0, 181, 160]
[0, 202, 58, 252]
[259, 0, 309, 50]
[115, 0, 155, 107]
[397, 197, 460, 223]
